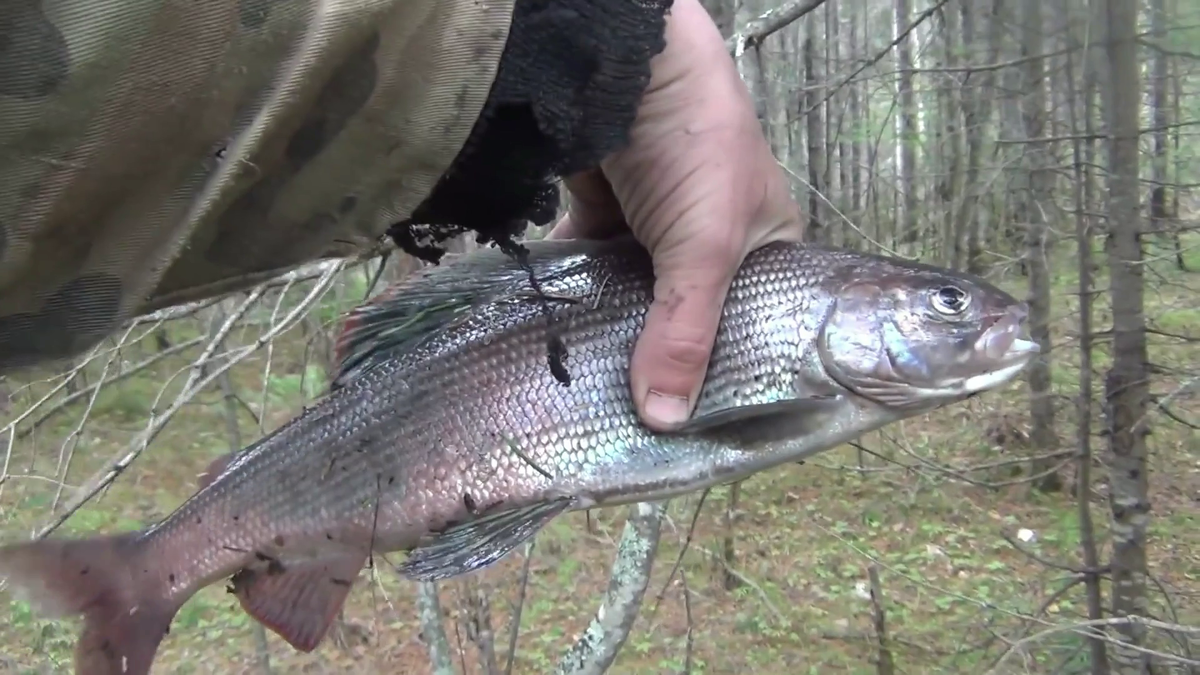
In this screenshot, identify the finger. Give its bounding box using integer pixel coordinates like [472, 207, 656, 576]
[547, 169, 626, 240]
[548, 212, 628, 241]
[630, 240, 742, 430]
[545, 212, 580, 240]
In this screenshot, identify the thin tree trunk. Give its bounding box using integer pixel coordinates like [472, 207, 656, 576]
[1169, 45, 1187, 270]
[805, 13, 827, 242]
[1097, 0, 1152, 668]
[938, 5, 962, 267]
[1020, 0, 1060, 492]
[958, 0, 1005, 275]
[830, 0, 851, 244]
[1148, 0, 1173, 267]
[848, 8, 864, 225]
[1066, 20, 1110, 672]
[895, 0, 919, 246]
[722, 482, 742, 591]
[417, 582, 456, 675]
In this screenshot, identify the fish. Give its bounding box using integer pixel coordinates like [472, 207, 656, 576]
[0, 235, 1039, 675]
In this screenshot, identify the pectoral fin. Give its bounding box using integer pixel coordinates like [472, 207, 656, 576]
[673, 396, 843, 446]
[229, 552, 367, 652]
[397, 499, 574, 582]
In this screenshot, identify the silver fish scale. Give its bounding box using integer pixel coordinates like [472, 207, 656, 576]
[377, 242, 849, 523]
[694, 250, 831, 415]
[140, 239, 893, 596]
[142, 362, 418, 596]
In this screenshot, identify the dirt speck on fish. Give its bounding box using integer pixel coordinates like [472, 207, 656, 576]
[0, 236, 1039, 674]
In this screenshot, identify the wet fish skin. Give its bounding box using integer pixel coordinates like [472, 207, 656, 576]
[0, 237, 1038, 675]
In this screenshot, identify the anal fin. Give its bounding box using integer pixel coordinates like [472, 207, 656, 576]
[229, 553, 367, 652]
[397, 498, 573, 582]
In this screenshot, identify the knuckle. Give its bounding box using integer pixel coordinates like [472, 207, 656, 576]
[653, 323, 715, 374]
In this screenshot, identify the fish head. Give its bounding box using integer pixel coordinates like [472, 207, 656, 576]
[817, 263, 1039, 410]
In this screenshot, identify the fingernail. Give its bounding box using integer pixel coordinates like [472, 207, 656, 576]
[645, 390, 690, 427]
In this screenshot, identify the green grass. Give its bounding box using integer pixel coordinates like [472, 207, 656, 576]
[0, 238, 1197, 674]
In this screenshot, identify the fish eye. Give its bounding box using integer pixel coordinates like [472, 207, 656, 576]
[931, 285, 970, 315]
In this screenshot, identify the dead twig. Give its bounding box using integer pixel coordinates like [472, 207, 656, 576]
[986, 616, 1200, 674]
[726, 0, 827, 56]
[8, 336, 205, 444]
[504, 540, 536, 675]
[867, 565, 896, 675]
[31, 262, 344, 539]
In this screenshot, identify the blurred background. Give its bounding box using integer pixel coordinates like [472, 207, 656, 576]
[0, 0, 1197, 672]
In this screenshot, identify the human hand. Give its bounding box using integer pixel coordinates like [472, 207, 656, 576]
[547, 0, 804, 431]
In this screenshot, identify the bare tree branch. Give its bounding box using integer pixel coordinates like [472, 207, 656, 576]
[553, 501, 664, 675]
[31, 262, 345, 539]
[987, 616, 1200, 673]
[8, 336, 206, 443]
[726, 0, 827, 57]
[505, 540, 536, 675]
[417, 581, 455, 675]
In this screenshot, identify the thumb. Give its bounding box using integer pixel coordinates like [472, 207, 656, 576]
[630, 240, 740, 431]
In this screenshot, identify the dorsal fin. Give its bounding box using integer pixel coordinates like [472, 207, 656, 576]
[329, 238, 629, 387]
[331, 284, 404, 373]
[331, 285, 480, 387]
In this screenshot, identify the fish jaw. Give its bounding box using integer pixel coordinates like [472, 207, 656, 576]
[930, 302, 1041, 397]
[960, 353, 1036, 394]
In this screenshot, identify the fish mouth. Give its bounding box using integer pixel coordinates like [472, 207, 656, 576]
[959, 302, 1040, 394]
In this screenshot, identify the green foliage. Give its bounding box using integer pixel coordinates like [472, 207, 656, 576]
[91, 377, 158, 422]
[266, 363, 329, 403]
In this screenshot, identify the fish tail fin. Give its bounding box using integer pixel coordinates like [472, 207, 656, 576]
[0, 532, 181, 675]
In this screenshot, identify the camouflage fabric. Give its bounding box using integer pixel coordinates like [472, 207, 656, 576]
[0, 0, 674, 374]
[0, 0, 514, 371]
